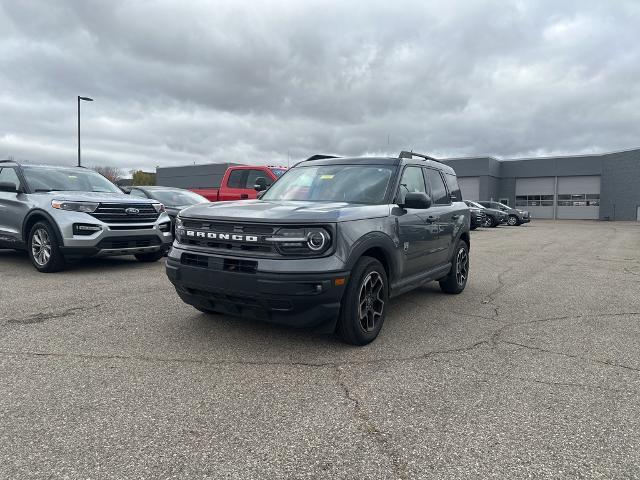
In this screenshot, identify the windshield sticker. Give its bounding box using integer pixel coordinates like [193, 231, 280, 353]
[320, 175, 334, 180]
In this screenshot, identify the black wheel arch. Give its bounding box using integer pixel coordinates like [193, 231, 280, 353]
[22, 210, 64, 245]
[344, 232, 399, 285]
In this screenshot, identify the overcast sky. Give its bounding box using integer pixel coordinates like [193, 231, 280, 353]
[1, 0, 638, 173]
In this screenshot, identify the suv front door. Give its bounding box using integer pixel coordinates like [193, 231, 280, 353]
[394, 166, 439, 278]
[0, 167, 29, 246]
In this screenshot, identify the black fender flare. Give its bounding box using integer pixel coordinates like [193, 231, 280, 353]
[344, 231, 400, 283]
[22, 209, 64, 245]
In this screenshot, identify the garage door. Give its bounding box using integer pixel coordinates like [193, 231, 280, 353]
[557, 176, 600, 220]
[458, 177, 479, 201]
[516, 177, 555, 219]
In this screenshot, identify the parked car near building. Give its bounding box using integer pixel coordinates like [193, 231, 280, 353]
[465, 200, 506, 228]
[190, 165, 286, 202]
[463, 200, 486, 230]
[478, 201, 530, 226]
[127, 186, 208, 231]
[0, 160, 172, 272]
[166, 151, 470, 345]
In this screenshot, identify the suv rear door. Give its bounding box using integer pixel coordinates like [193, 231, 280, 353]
[395, 166, 440, 278]
[424, 167, 455, 267]
[0, 167, 28, 245]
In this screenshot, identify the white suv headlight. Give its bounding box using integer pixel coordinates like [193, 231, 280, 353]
[51, 200, 99, 213]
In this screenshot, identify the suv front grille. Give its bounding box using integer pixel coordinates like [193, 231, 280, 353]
[180, 220, 278, 255]
[89, 203, 160, 224]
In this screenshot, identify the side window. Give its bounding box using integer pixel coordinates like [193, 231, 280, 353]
[227, 170, 248, 189]
[397, 166, 426, 202]
[0, 167, 21, 190]
[245, 169, 272, 188]
[444, 173, 461, 201]
[129, 189, 148, 198]
[425, 168, 450, 205]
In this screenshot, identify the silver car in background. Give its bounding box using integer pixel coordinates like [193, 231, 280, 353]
[0, 160, 173, 272]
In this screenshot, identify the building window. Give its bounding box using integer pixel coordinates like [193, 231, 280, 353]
[516, 195, 554, 207]
[557, 194, 600, 206]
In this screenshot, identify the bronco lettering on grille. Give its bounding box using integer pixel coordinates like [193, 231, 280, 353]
[184, 230, 259, 242]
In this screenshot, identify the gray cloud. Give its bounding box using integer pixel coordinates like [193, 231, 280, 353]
[1, 0, 639, 173]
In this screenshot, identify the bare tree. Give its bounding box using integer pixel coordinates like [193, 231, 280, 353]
[92, 165, 123, 183]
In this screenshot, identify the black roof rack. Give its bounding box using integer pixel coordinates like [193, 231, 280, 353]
[305, 154, 340, 161]
[398, 151, 443, 164]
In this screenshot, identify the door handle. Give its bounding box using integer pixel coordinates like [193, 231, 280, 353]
[240, 194, 249, 199]
[451, 214, 460, 220]
[426, 215, 439, 224]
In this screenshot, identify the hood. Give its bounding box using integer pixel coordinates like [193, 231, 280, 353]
[37, 191, 159, 204]
[165, 205, 194, 216]
[179, 200, 391, 223]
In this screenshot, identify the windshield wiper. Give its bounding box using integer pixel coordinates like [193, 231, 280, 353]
[34, 189, 56, 192]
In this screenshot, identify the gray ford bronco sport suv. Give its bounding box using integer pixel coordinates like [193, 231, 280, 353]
[0, 160, 173, 272]
[166, 152, 470, 345]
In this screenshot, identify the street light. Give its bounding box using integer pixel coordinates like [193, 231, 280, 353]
[77, 95, 93, 167]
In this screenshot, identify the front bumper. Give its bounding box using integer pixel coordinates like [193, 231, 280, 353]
[470, 210, 486, 228]
[55, 211, 173, 257]
[165, 246, 349, 330]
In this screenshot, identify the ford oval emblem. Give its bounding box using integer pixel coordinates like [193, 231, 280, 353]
[125, 207, 140, 215]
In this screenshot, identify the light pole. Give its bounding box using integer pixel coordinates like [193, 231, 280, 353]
[77, 96, 93, 167]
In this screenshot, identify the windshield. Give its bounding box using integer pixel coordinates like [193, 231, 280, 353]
[466, 200, 484, 209]
[261, 165, 395, 204]
[148, 189, 208, 206]
[23, 166, 121, 193]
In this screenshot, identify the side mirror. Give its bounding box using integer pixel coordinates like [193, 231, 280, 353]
[254, 177, 269, 192]
[0, 181, 18, 193]
[402, 192, 432, 209]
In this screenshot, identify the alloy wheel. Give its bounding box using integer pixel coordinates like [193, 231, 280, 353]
[456, 247, 469, 286]
[31, 228, 52, 266]
[358, 271, 385, 332]
[507, 216, 518, 226]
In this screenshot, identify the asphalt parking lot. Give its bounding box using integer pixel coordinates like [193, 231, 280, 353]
[1, 220, 639, 479]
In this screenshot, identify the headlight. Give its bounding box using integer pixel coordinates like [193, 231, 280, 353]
[152, 203, 165, 213]
[174, 216, 184, 242]
[51, 200, 99, 213]
[307, 229, 328, 251]
[267, 227, 332, 255]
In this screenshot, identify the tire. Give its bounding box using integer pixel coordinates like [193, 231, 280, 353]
[28, 221, 66, 272]
[439, 240, 470, 294]
[483, 216, 496, 228]
[134, 250, 166, 262]
[507, 215, 519, 226]
[336, 256, 388, 346]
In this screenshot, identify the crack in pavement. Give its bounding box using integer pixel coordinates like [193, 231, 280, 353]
[0, 341, 490, 369]
[334, 366, 409, 479]
[447, 362, 638, 395]
[5, 304, 103, 325]
[502, 340, 640, 375]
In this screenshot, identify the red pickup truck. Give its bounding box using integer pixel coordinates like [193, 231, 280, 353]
[191, 165, 286, 202]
